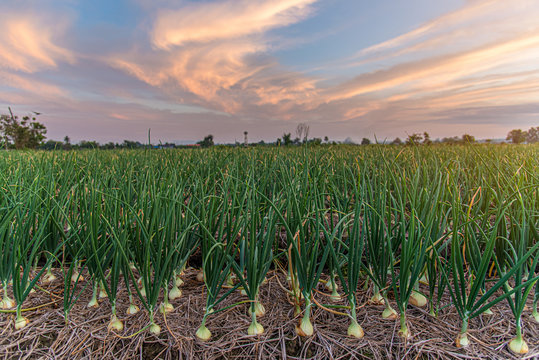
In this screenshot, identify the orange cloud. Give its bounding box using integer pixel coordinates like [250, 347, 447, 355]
[329, 32, 539, 102]
[0, 12, 74, 73]
[113, 0, 320, 113]
[0, 70, 66, 98]
[152, 0, 316, 49]
[108, 0, 539, 140]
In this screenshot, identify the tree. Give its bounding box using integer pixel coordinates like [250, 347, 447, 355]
[197, 134, 214, 148]
[296, 123, 309, 144]
[40, 140, 64, 150]
[462, 134, 476, 143]
[63, 135, 72, 150]
[0, 109, 47, 149]
[526, 127, 539, 143]
[101, 142, 116, 150]
[324, 136, 329, 143]
[391, 137, 403, 145]
[423, 132, 432, 145]
[506, 129, 527, 144]
[406, 133, 423, 145]
[441, 136, 460, 144]
[122, 140, 140, 149]
[308, 137, 322, 145]
[361, 137, 371, 145]
[282, 133, 292, 146]
[78, 140, 99, 149]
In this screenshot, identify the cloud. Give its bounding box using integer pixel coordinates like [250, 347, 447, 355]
[0, 11, 75, 73]
[112, 0, 320, 114]
[152, 0, 316, 48]
[0, 70, 66, 97]
[327, 32, 539, 102]
[4, 0, 539, 143]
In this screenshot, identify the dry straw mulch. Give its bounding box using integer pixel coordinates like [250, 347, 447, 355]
[1, 268, 538, 360]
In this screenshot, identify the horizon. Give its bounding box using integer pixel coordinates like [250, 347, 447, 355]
[1, 0, 538, 144]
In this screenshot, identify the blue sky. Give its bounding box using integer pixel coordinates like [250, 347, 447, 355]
[1, 0, 538, 143]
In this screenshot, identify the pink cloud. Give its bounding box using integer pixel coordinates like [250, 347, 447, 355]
[0, 11, 74, 73]
[152, 0, 316, 49]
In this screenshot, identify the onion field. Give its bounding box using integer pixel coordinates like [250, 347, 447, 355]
[1, 145, 538, 359]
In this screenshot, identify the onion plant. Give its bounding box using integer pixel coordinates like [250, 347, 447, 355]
[0, 204, 18, 310]
[288, 186, 331, 337]
[387, 166, 442, 338]
[496, 194, 539, 355]
[194, 171, 244, 341]
[324, 162, 354, 301]
[232, 179, 279, 335]
[329, 198, 364, 338]
[362, 174, 397, 319]
[121, 175, 198, 335]
[11, 199, 57, 329]
[442, 191, 539, 349]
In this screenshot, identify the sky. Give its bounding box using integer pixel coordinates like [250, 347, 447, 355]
[1, 0, 538, 144]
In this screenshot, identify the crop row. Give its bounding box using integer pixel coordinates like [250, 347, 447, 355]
[0, 145, 538, 355]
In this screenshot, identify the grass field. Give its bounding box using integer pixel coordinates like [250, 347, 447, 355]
[0, 144, 538, 359]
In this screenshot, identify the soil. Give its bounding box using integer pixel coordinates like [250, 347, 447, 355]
[1, 268, 538, 359]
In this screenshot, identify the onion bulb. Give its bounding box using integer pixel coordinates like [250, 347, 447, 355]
[370, 291, 384, 305]
[254, 301, 265, 317]
[508, 337, 529, 355]
[247, 319, 264, 335]
[160, 300, 174, 314]
[295, 315, 313, 337]
[43, 272, 57, 284]
[398, 325, 411, 339]
[108, 314, 123, 331]
[150, 323, 161, 335]
[1, 296, 15, 309]
[87, 297, 98, 308]
[347, 320, 364, 338]
[71, 272, 84, 283]
[168, 285, 182, 300]
[88, 283, 99, 308]
[382, 306, 397, 320]
[14, 316, 29, 330]
[324, 279, 337, 291]
[455, 332, 469, 348]
[409, 290, 427, 307]
[127, 303, 139, 315]
[196, 324, 212, 341]
[330, 288, 341, 302]
[98, 282, 107, 299]
[398, 315, 411, 339]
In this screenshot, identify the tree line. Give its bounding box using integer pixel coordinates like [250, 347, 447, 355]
[1, 110, 537, 150]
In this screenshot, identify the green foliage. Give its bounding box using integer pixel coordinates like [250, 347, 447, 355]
[197, 134, 214, 148]
[282, 132, 292, 145]
[0, 111, 47, 149]
[527, 126, 539, 143]
[0, 145, 537, 344]
[507, 129, 527, 144]
[405, 133, 423, 145]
